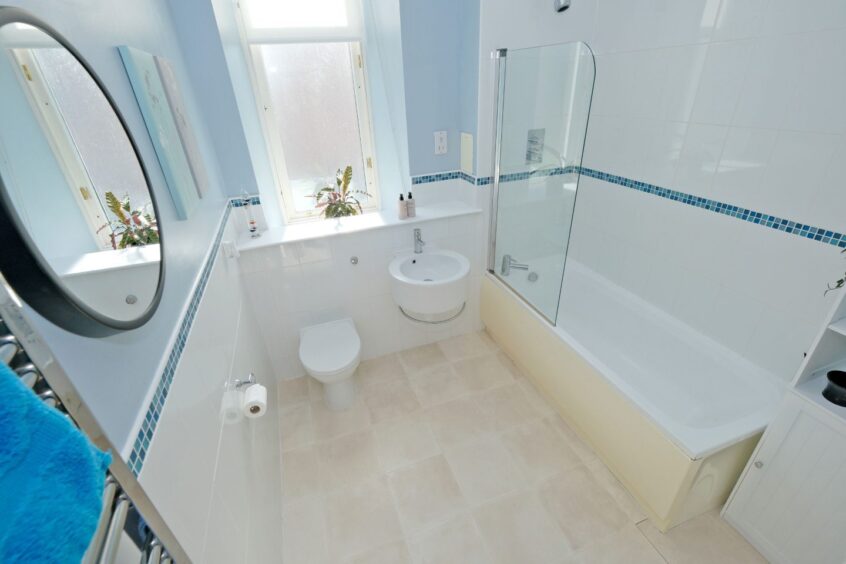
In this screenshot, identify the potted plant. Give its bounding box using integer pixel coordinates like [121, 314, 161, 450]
[310, 165, 371, 219]
[98, 191, 159, 250]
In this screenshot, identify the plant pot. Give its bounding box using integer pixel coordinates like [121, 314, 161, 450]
[822, 370, 846, 407]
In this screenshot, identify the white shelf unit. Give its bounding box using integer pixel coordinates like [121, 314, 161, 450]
[829, 316, 846, 337]
[724, 289, 846, 564]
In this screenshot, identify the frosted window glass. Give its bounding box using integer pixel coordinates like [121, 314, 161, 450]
[35, 48, 152, 220]
[246, 0, 348, 29]
[258, 42, 368, 213]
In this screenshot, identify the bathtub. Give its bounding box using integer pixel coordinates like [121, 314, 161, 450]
[481, 261, 785, 531]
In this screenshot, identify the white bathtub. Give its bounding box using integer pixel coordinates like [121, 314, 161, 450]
[556, 261, 784, 459]
[482, 260, 786, 529]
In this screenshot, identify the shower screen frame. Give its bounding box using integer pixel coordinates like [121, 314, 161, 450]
[486, 42, 596, 324]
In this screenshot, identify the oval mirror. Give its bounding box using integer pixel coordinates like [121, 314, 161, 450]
[0, 8, 163, 336]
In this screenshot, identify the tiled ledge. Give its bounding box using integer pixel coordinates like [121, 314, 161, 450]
[236, 201, 481, 252]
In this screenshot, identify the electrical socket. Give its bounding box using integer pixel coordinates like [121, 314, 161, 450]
[434, 131, 448, 155]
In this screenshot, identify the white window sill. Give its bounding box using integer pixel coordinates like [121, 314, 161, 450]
[236, 201, 481, 252]
[52, 244, 161, 278]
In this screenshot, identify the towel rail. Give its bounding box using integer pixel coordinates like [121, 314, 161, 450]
[82, 477, 117, 564]
[0, 297, 190, 563]
[98, 494, 129, 564]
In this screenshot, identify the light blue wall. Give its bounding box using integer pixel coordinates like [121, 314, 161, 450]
[458, 0, 480, 174]
[207, 0, 285, 227]
[0, 52, 97, 259]
[166, 0, 258, 201]
[399, 0, 480, 176]
[3, 0, 232, 452]
[362, 0, 411, 205]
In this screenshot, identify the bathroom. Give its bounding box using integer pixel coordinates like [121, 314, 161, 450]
[0, 0, 844, 562]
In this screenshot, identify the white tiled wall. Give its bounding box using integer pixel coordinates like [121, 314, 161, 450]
[239, 188, 486, 380]
[478, 0, 846, 382]
[139, 215, 282, 562]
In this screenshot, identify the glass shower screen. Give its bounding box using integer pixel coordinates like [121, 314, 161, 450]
[489, 42, 595, 322]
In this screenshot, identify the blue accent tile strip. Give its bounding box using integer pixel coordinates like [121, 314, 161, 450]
[127, 199, 239, 476]
[577, 167, 846, 249]
[411, 166, 846, 249]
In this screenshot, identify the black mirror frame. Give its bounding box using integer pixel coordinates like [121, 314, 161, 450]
[0, 6, 165, 337]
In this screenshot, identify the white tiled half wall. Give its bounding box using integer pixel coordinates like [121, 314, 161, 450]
[239, 198, 486, 380]
[138, 214, 283, 562]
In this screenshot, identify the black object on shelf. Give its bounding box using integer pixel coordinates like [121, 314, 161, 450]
[822, 370, 846, 407]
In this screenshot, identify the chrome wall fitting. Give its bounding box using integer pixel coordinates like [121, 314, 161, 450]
[234, 372, 256, 389]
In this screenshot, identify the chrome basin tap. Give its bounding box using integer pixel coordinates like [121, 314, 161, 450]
[413, 228, 426, 254]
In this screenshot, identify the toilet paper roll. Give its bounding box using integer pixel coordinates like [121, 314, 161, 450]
[242, 384, 267, 419]
[220, 390, 244, 425]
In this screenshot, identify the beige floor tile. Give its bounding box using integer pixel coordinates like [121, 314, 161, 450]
[308, 377, 323, 401]
[539, 465, 630, 552]
[282, 445, 322, 502]
[311, 398, 371, 442]
[563, 524, 665, 564]
[552, 415, 599, 464]
[318, 430, 381, 493]
[473, 490, 571, 564]
[278, 376, 310, 407]
[398, 343, 448, 373]
[517, 377, 557, 417]
[325, 477, 404, 562]
[388, 455, 466, 535]
[478, 330, 499, 351]
[586, 458, 647, 524]
[282, 495, 329, 564]
[436, 332, 496, 361]
[357, 354, 406, 390]
[346, 541, 410, 564]
[452, 354, 514, 393]
[425, 397, 493, 449]
[495, 349, 525, 379]
[501, 419, 582, 484]
[474, 384, 540, 432]
[638, 509, 766, 564]
[410, 515, 491, 564]
[408, 364, 472, 407]
[372, 414, 440, 472]
[444, 436, 523, 505]
[279, 402, 313, 452]
[363, 379, 421, 424]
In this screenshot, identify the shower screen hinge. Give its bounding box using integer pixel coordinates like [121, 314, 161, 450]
[492, 48, 507, 59]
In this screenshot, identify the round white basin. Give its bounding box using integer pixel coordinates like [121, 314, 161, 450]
[389, 250, 470, 317]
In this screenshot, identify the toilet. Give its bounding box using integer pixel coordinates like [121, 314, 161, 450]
[299, 318, 361, 410]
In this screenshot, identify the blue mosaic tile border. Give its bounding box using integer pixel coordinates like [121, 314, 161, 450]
[411, 166, 846, 249]
[127, 200, 236, 476]
[231, 195, 261, 207]
[578, 168, 846, 248]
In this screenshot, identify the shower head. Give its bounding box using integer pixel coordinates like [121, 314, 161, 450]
[554, 0, 571, 12]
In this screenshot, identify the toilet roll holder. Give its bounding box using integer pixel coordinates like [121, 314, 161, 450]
[234, 373, 256, 390]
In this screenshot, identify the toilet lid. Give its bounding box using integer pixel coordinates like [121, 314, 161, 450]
[299, 318, 361, 375]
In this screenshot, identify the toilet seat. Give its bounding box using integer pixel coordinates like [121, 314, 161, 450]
[299, 318, 361, 381]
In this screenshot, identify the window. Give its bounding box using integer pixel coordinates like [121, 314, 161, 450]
[8, 37, 152, 250]
[238, 0, 379, 221]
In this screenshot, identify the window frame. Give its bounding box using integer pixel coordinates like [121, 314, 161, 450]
[235, 1, 380, 223]
[8, 47, 113, 249]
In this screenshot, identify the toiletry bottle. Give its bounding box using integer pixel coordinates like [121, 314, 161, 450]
[242, 190, 260, 238]
[406, 191, 416, 217]
[398, 194, 408, 219]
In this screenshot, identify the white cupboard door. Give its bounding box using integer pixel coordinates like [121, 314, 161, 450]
[725, 393, 846, 564]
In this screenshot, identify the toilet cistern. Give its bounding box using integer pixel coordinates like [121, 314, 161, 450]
[414, 228, 426, 254]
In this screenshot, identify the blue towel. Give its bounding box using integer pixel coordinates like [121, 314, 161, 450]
[0, 361, 111, 563]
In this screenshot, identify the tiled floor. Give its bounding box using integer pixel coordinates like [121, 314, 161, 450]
[277, 331, 766, 564]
